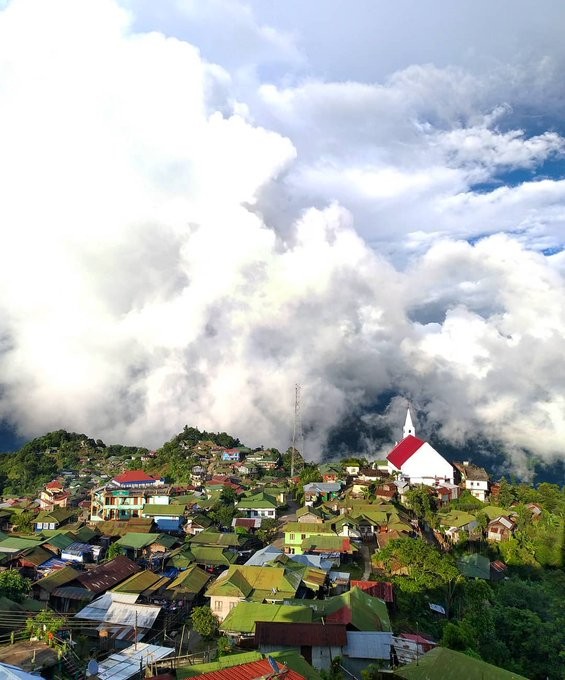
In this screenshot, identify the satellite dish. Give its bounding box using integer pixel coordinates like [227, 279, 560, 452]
[268, 656, 281, 675]
[86, 659, 99, 676]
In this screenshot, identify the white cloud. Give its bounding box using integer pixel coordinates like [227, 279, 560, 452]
[0, 0, 564, 479]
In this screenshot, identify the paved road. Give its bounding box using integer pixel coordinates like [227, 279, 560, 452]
[358, 541, 373, 580]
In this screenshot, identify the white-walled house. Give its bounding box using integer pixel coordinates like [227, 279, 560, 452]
[386, 410, 454, 486]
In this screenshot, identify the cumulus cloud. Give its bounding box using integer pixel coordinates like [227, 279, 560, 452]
[0, 0, 564, 479]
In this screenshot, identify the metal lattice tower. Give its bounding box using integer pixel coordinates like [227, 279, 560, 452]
[290, 383, 302, 478]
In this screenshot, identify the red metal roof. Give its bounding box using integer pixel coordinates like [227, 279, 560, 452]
[351, 580, 394, 603]
[46, 480, 63, 489]
[386, 435, 425, 469]
[195, 659, 306, 680]
[326, 606, 352, 626]
[113, 470, 160, 484]
[255, 621, 347, 647]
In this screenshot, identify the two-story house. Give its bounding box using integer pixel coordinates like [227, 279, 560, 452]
[90, 470, 169, 522]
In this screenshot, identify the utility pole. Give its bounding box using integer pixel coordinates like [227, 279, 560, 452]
[291, 384, 301, 479]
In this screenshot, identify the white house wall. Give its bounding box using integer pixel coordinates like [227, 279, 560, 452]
[400, 443, 454, 485]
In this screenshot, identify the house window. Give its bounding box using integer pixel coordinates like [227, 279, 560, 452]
[289, 533, 295, 541]
[214, 600, 223, 611]
[301, 534, 306, 540]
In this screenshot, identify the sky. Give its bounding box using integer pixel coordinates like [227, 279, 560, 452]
[0, 0, 565, 478]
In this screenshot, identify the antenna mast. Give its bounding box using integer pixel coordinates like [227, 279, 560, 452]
[291, 383, 301, 479]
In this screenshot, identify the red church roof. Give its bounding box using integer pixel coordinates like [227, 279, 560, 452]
[113, 470, 160, 484]
[386, 435, 425, 469]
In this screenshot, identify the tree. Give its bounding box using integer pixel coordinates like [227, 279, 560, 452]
[405, 486, 437, 524]
[26, 610, 65, 643]
[191, 606, 219, 639]
[107, 543, 124, 560]
[0, 570, 31, 603]
[257, 518, 279, 545]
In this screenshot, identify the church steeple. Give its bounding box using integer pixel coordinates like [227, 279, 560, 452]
[403, 407, 415, 439]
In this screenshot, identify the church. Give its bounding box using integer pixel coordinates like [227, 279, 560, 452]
[386, 409, 455, 486]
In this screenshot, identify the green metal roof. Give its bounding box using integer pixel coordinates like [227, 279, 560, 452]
[167, 546, 195, 568]
[0, 536, 46, 551]
[237, 493, 278, 510]
[206, 565, 300, 600]
[394, 647, 529, 680]
[306, 586, 391, 632]
[190, 546, 238, 566]
[34, 565, 81, 593]
[142, 503, 187, 517]
[189, 530, 242, 547]
[167, 565, 211, 595]
[457, 553, 491, 579]
[111, 570, 164, 594]
[34, 507, 75, 524]
[115, 532, 162, 549]
[41, 532, 77, 550]
[481, 505, 507, 520]
[220, 601, 313, 634]
[438, 511, 477, 528]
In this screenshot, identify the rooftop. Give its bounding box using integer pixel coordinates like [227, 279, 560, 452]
[386, 435, 425, 469]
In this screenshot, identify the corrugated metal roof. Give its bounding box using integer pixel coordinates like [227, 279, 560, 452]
[255, 621, 347, 647]
[195, 658, 306, 680]
[112, 570, 164, 594]
[77, 555, 140, 593]
[345, 631, 392, 660]
[51, 586, 95, 601]
[105, 601, 161, 629]
[97, 642, 175, 680]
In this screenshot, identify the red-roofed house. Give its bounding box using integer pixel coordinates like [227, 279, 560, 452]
[386, 411, 454, 486]
[40, 479, 70, 511]
[112, 470, 164, 487]
[195, 658, 306, 680]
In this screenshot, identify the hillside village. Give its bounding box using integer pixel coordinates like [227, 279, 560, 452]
[0, 412, 562, 679]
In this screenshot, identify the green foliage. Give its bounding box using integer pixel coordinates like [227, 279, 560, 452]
[191, 605, 220, 639]
[13, 510, 35, 534]
[405, 486, 437, 523]
[0, 570, 31, 603]
[257, 518, 279, 545]
[26, 610, 65, 642]
[107, 543, 124, 560]
[299, 464, 323, 485]
[216, 635, 233, 657]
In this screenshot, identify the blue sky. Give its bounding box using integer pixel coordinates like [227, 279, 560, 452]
[0, 0, 564, 478]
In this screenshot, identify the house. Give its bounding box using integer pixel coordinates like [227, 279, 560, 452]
[39, 479, 70, 511]
[115, 532, 178, 558]
[205, 565, 303, 622]
[255, 621, 347, 670]
[141, 503, 186, 532]
[432, 483, 460, 506]
[232, 517, 262, 532]
[96, 643, 175, 680]
[393, 645, 529, 680]
[244, 450, 280, 470]
[344, 464, 360, 476]
[163, 564, 211, 603]
[391, 633, 437, 664]
[296, 507, 326, 524]
[219, 601, 313, 640]
[457, 553, 491, 580]
[184, 513, 214, 536]
[319, 464, 343, 483]
[438, 511, 478, 543]
[76, 555, 140, 595]
[236, 492, 279, 519]
[32, 565, 81, 604]
[351, 580, 394, 604]
[303, 482, 342, 506]
[33, 507, 75, 532]
[283, 522, 337, 556]
[186, 653, 310, 680]
[221, 449, 242, 462]
[453, 461, 490, 502]
[90, 474, 171, 523]
[386, 410, 454, 486]
[487, 516, 516, 542]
